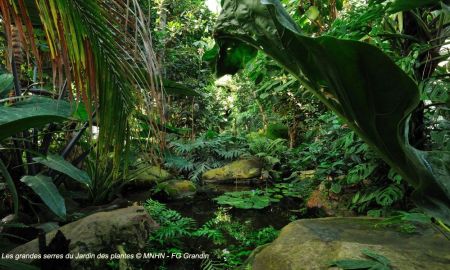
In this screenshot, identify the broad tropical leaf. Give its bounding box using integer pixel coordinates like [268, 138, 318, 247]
[0, 73, 13, 98]
[20, 175, 66, 219]
[33, 154, 91, 186]
[0, 96, 73, 140]
[212, 0, 450, 223]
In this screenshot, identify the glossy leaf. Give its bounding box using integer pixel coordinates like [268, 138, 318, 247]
[33, 154, 91, 186]
[20, 175, 66, 219]
[0, 73, 14, 98]
[0, 97, 73, 141]
[213, 0, 450, 223]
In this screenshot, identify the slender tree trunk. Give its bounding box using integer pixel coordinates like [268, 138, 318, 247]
[288, 118, 299, 149]
[253, 92, 268, 131]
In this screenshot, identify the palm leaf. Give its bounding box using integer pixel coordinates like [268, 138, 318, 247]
[2, 0, 165, 181]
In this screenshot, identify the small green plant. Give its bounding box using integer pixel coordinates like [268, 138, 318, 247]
[374, 211, 431, 234]
[144, 200, 279, 269]
[247, 133, 288, 173]
[144, 199, 196, 247]
[329, 248, 392, 270]
[196, 208, 279, 269]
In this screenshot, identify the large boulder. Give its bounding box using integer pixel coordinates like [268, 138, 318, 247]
[157, 179, 197, 200]
[244, 217, 450, 270]
[202, 159, 262, 184]
[8, 206, 158, 269]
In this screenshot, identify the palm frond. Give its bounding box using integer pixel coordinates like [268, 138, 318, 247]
[1, 0, 165, 180]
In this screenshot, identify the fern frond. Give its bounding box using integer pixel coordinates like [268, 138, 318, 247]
[164, 155, 195, 172]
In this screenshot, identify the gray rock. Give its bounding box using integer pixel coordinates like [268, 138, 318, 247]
[8, 206, 158, 269]
[244, 217, 450, 270]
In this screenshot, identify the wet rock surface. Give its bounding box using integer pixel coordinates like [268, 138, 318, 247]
[244, 217, 450, 270]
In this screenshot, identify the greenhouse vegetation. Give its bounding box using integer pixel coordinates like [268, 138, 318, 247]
[0, 0, 449, 269]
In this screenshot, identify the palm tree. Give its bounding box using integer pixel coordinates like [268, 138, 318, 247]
[0, 0, 165, 203]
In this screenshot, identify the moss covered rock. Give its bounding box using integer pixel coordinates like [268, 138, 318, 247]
[157, 180, 197, 200]
[244, 217, 450, 270]
[202, 159, 262, 184]
[133, 165, 171, 185]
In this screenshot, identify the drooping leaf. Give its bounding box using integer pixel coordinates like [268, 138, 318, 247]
[20, 175, 66, 219]
[388, 0, 442, 13]
[0, 73, 14, 98]
[33, 154, 91, 186]
[213, 0, 450, 223]
[0, 97, 73, 141]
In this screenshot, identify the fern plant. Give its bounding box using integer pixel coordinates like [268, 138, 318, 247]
[144, 199, 196, 246]
[164, 133, 248, 182]
[144, 200, 279, 269]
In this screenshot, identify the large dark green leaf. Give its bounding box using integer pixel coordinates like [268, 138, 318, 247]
[20, 175, 66, 219]
[0, 96, 73, 141]
[0, 73, 14, 98]
[213, 0, 450, 223]
[388, 0, 442, 13]
[33, 154, 91, 186]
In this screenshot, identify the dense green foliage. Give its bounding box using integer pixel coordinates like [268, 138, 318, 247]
[0, 0, 449, 269]
[211, 0, 450, 223]
[144, 199, 279, 269]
